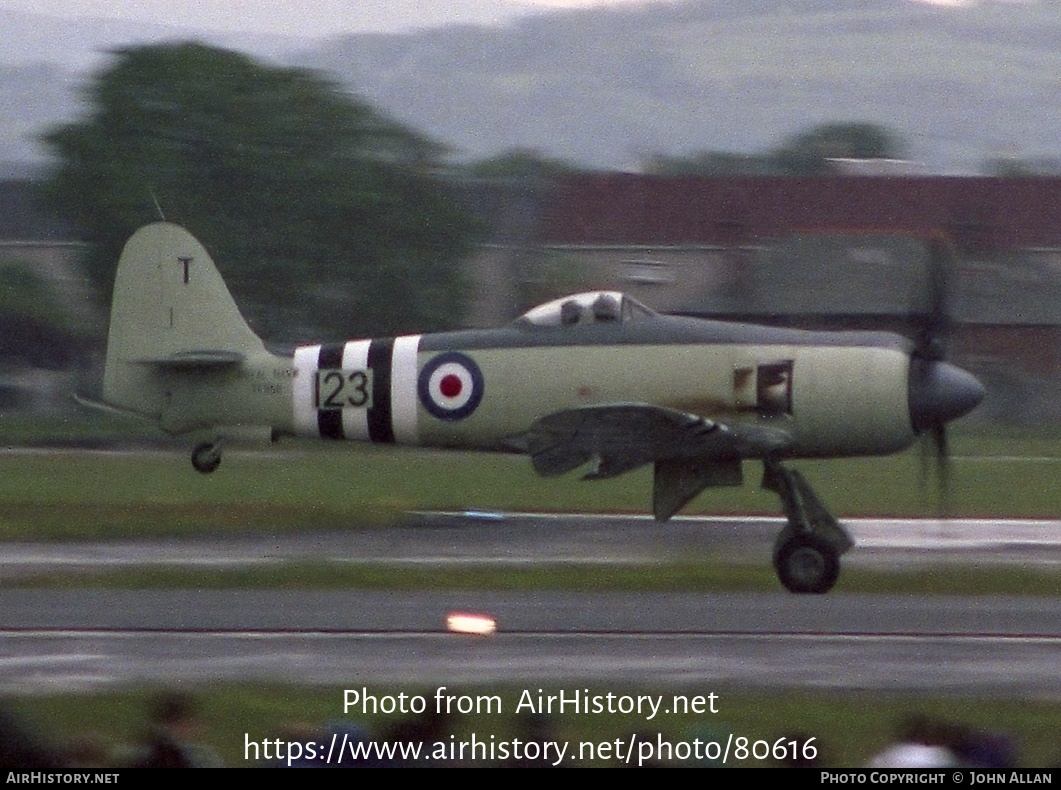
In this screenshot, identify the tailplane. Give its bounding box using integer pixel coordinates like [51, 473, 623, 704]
[102, 222, 266, 422]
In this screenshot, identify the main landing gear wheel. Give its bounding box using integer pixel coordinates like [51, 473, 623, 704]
[761, 458, 853, 594]
[191, 442, 222, 474]
[774, 534, 840, 594]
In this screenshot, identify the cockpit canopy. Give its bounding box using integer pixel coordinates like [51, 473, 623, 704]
[514, 291, 656, 328]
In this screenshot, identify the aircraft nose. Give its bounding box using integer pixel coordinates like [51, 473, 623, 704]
[909, 359, 986, 432]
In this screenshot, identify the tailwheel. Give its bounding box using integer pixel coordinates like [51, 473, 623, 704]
[774, 533, 840, 594]
[191, 442, 222, 474]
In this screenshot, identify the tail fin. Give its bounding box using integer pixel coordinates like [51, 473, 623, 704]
[103, 222, 266, 419]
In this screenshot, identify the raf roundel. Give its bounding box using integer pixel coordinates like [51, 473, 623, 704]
[418, 352, 484, 420]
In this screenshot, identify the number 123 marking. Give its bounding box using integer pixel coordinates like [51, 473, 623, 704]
[317, 369, 373, 410]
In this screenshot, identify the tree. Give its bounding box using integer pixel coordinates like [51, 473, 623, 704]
[772, 122, 908, 175]
[642, 150, 775, 176]
[465, 148, 585, 180]
[981, 155, 1061, 177]
[40, 43, 477, 341]
[0, 260, 85, 368]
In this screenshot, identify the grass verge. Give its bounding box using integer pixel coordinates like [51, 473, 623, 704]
[0, 432, 1060, 542]
[3, 560, 1059, 597]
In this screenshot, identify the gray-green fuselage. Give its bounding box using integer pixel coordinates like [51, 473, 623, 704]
[167, 316, 917, 461]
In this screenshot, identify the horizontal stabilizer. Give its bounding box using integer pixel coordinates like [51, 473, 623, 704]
[130, 350, 245, 368]
[72, 393, 155, 422]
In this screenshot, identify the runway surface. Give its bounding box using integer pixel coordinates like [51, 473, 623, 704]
[2, 511, 1059, 575]
[0, 513, 1058, 695]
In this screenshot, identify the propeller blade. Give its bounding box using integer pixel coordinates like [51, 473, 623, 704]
[916, 423, 950, 516]
[932, 422, 950, 516]
[908, 237, 964, 516]
[912, 236, 954, 362]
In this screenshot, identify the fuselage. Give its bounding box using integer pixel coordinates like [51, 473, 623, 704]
[152, 297, 981, 464]
[194, 313, 920, 461]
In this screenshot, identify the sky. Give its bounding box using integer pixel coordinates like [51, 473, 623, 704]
[0, 1, 1028, 38]
[0, 0, 669, 37]
[0, 1, 1028, 39]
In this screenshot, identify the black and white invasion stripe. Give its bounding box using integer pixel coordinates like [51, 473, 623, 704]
[293, 335, 421, 444]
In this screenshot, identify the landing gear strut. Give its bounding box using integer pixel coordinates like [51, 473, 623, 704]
[762, 458, 853, 594]
[191, 441, 222, 474]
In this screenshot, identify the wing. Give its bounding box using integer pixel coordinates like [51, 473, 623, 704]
[510, 403, 790, 477]
[507, 404, 792, 521]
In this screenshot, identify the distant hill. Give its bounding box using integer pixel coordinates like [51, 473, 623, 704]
[301, 0, 1061, 170]
[1, 0, 1059, 171]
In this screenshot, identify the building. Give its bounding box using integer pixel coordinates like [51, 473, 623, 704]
[468, 175, 1061, 424]
[0, 178, 92, 411]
